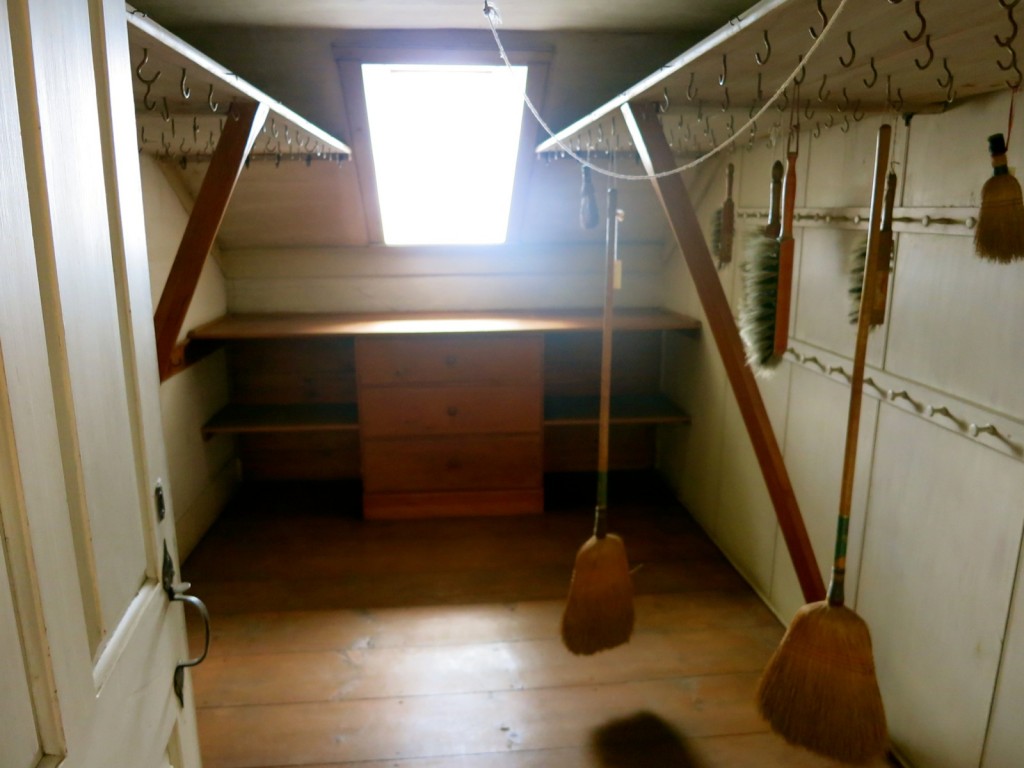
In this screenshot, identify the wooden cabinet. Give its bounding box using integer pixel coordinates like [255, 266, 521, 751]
[356, 334, 544, 519]
[190, 309, 699, 516]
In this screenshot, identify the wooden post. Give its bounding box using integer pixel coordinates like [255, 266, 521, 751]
[153, 99, 269, 380]
[621, 100, 825, 604]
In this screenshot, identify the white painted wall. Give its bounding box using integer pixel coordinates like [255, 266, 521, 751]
[659, 90, 1024, 767]
[140, 155, 237, 559]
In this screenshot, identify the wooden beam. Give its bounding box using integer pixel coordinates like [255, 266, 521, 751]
[153, 99, 269, 381]
[621, 100, 825, 604]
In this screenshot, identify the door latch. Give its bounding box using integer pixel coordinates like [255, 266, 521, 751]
[162, 543, 210, 707]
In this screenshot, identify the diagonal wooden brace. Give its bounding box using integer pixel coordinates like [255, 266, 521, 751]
[153, 99, 269, 381]
[622, 100, 825, 604]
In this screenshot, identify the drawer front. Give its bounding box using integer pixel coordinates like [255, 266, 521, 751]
[359, 385, 540, 438]
[357, 334, 542, 386]
[362, 435, 542, 493]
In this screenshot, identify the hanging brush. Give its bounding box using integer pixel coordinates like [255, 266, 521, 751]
[712, 163, 736, 269]
[740, 149, 794, 375]
[975, 132, 1024, 262]
[849, 170, 897, 325]
[756, 124, 892, 765]
[561, 185, 634, 656]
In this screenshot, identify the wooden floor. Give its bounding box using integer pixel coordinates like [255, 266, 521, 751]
[183, 474, 887, 768]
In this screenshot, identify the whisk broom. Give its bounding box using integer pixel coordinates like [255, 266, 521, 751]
[561, 186, 634, 656]
[756, 125, 891, 764]
[739, 156, 789, 374]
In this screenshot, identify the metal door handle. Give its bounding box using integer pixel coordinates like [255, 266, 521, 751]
[162, 543, 211, 706]
[171, 589, 210, 706]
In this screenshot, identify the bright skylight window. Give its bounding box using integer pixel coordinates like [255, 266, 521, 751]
[362, 63, 528, 246]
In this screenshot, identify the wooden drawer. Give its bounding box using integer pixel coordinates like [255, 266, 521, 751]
[362, 435, 542, 493]
[359, 385, 540, 438]
[356, 334, 542, 386]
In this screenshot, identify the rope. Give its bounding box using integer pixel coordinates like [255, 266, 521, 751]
[483, 0, 853, 181]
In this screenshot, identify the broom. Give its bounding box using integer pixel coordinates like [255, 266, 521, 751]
[756, 125, 891, 764]
[849, 170, 897, 326]
[739, 157, 789, 374]
[712, 162, 736, 269]
[561, 186, 635, 656]
[974, 132, 1024, 262]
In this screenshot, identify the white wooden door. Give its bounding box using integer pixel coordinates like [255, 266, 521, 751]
[0, 1, 202, 766]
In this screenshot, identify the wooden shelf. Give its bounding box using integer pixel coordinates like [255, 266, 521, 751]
[545, 394, 690, 426]
[202, 403, 358, 437]
[189, 308, 701, 341]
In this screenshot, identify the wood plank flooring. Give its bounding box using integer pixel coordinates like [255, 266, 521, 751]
[183, 474, 889, 767]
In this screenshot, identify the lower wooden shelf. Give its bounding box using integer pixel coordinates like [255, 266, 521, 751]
[544, 394, 690, 426]
[201, 403, 358, 438]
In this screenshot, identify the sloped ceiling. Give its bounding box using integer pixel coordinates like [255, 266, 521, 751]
[129, 0, 757, 253]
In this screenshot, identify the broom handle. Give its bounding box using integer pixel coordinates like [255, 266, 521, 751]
[773, 152, 798, 357]
[594, 187, 618, 539]
[828, 124, 892, 607]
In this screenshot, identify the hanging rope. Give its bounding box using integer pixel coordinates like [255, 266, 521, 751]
[482, 0, 853, 181]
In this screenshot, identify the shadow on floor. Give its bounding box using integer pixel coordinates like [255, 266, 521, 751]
[590, 711, 698, 768]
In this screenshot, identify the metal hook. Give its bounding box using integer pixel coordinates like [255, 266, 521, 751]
[804, 101, 815, 120]
[136, 48, 161, 111]
[996, 3, 1019, 46]
[828, 365, 852, 382]
[810, 0, 828, 39]
[887, 75, 905, 110]
[755, 30, 772, 65]
[840, 114, 851, 133]
[969, 423, 1023, 453]
[660, 87, 670, 114]
[863, 57, 879, 88]
[839, 31, 856, 67]
[937, 58, 954, 92]
[999, 0, 1022, 8]
[863, 377, 888, 397]
[840, 87, 852, 112]
[914, 35, 934, 70]
[926, 405, 966, 430]
[853, 101, 865, 121]
[207, 84, 219, 113]
[813, 122, 822, 138]
[818, 74, 831, 102]
[721, 86, 730, 112]
[179, 136, 191, 155]
[802, 355, 827, 372]
[719, 54, 727, 87]
[160, 96, 170, 122]
[904, 0, 927, 42]
[180, 68, 191, 100]
[727, 114, 735, 136]
[1008, 57, 1023, 90]
[776, 87, 789, 112]
[687, 72, 698, 101]
[825, 113, 835, 128]
[888, 389, 923, 410]
[794, 54, 807, 85]
[997, 41, 1017, 70]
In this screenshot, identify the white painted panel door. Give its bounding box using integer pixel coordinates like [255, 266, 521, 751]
[1, 1, 201, 767]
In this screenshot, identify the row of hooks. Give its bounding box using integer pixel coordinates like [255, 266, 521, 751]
[562, 0, 1024, 159]
[737, 208, 978, 231]
[786, 348, 1023, 456]
[137, 119, 348, 167]
[136, 47, 230, 115]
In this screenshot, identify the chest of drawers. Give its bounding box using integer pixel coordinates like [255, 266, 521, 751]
[356, 333, 544, 519]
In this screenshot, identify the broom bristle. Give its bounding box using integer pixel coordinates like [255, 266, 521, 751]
[757, 602, 888, 764]
[739, 232, 782, 375]
[848, 235, 868, 325]
[711, 207, 723, 258]
[975, 173, 1024, 263]
[561, 533, 635, 656]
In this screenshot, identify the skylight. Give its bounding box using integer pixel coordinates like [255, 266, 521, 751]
[362, 63, 528, 246]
